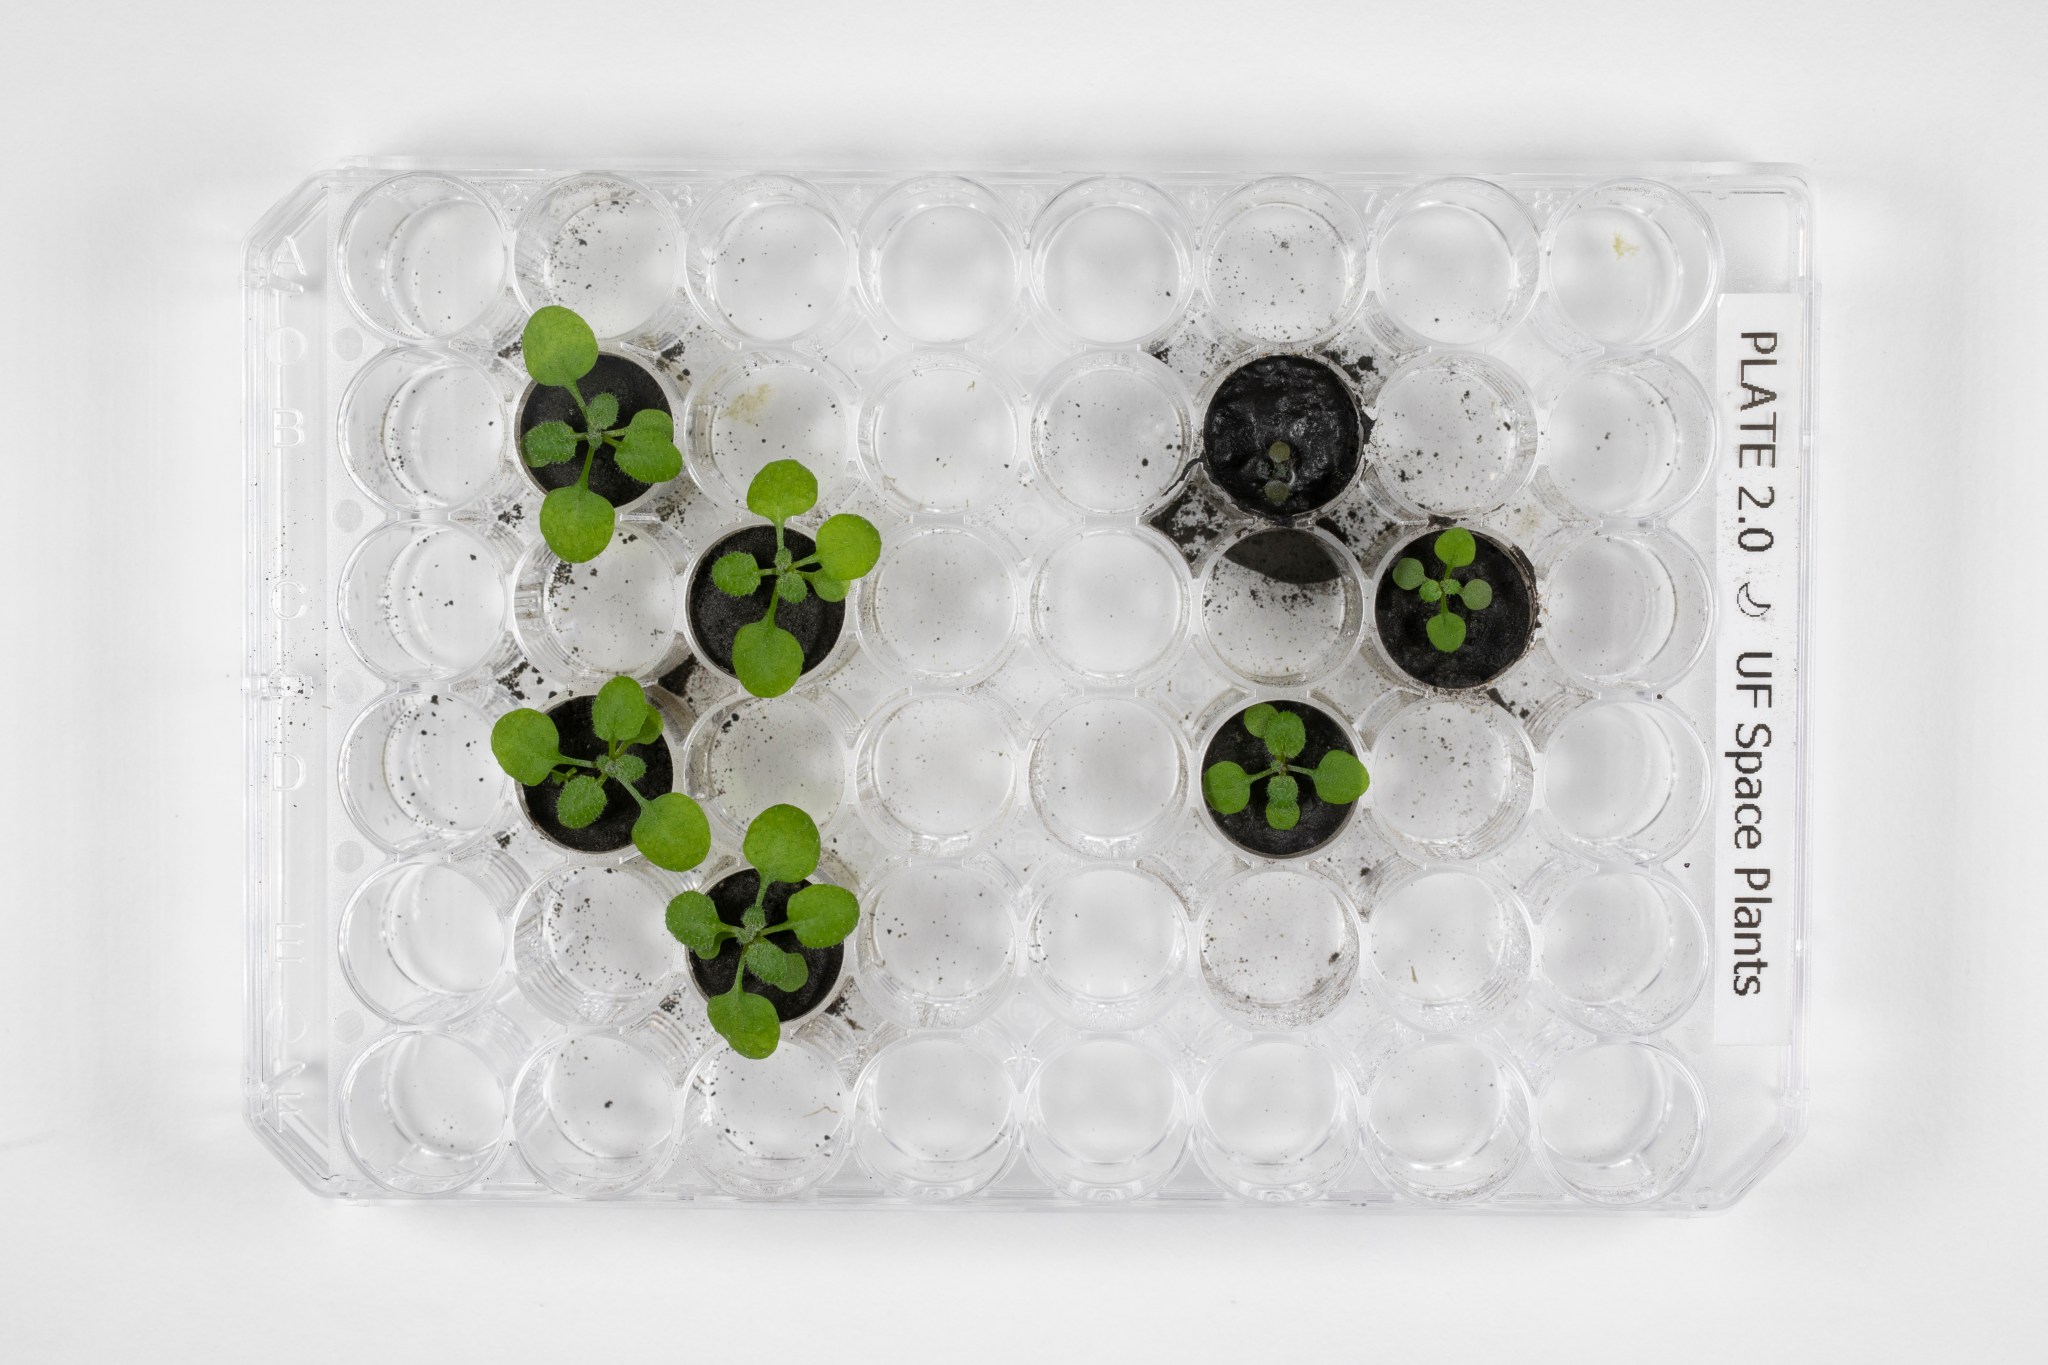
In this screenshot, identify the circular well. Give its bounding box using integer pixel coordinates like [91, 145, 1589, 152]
[1539, 698, 1708, 861]
[340, 1030, 508, 1194]
[340, 859, 514, 1025]
[515, 172, 681, 340]
[859, 694, 1019, 853]
[859, 861, 1019, 1028]
[338, 346, 507, 513]
[1372, 177, 1538, 348]
[1027, 865, 1188, 1029]
[1029, 697, 1188, 858]
[1537, 1041, 1706, 1205]
[857, 350, 1022, 513]
[858, 523, 1018, 685]
[513, 1031, 679, 1197]
[1031, 176, 1193, 347]
[1540, 353, 1714, 519]
[512, 861, 684, 1028]
[688, 174, 854, 344]
[1543, 528, 1711, 692]
[338, 690, 504, 854]
[513, 527, 681, 682]
[1032, 526, 1188, 685]
[1199, 527, 1365, 687]
[1195, 1038, 1357, 1202]
[683, 1039, 851, 1197]
[1201, 176, 1367, 344]
[685, 694, 850, 838]
[1368, 351, 1538, 518]
[1543, 179, 1720, 351]
[1368, 695, 1535, 861]
[1025, 1035, 1190, 1200]
[1198, 867, 1358, 1029]
[340, 521, 508, 682]
[860, 174, 1023, 344]
[685, 349, 858, 507]
[1363, 1039, 1530, 1204]
[1364, 869, 1531, 1033]
[339, 172, 509, 341]
[1537, 868, 1707, 1036]
[856, 1033, 1020, 1200]
[1031, 349, 1191, 515]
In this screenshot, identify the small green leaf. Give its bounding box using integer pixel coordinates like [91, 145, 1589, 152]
[711, 551, 763, 597]
[1312, 749, 1370, 805]
[1242, 703, 1278, 739]
[614, 411, 681, 484]
[490, 709, 562, 786]
[1265, 710, 1307, 761]
[522, 420, 580, 468]
[1204, 760, 1253, 816]
[744, 939, 810, 994]
[634, 705, 664, 747]
[1268, 774, 1300, 806]
[636, 793, 711, 872]
[776, 572, 809, 604]
[707, 989, 781, 1060]
[664, 889, 727, 955]
[1417, 579, 1443, 603]
[591, 675, 650, 743]
[557, 774, 608, 828]
[605, 751, 647, 785]
[747, 459, 819, 523]
[1435, 527, 1477, 569]
[1440, 578, 1462, 598]
[1461, 578, 1493, 611]
[521, 306, 599, 388]
[1266, 800, 1300, 831]
[733, 620, 805, 698]
[745, 803, 821, 885]
[816, 514, 882, 581]
[784, 883, 859, 948]
[808, 573, 848, 602]
[1263, 479, 1291, 505]
[581, 394, 617, 436]
[1426, 611, 1467, 653]
[1392, 557, 1426, 591]
[540, 485, 615, 563]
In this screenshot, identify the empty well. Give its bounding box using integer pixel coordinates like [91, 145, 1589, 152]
[1028, 697, 1188, 858]
[857, 523, 1018, 685]
[1536, 868, 1707, 1036]
[1363, 1039, 1530, 1204]
[1363, 868, 1531, 1033]
[1030, 349, 1191, 515]
[856, 351, 1022, 512]
[1031, 176, 1192, 347]
[1543, 179, 1720, 351]
[340, 521, 509, 682]
[1537, 1041, 1706, 1205]
[1032, 526, 1189, 685]
[1538, 698, 1708, 860]
[1371, 177, 1539, 348]
[1542, 528, 1711, 691]
[1367, 352, 1538, 518]
[1198, 527, 1365, 687]
[514, 172, 681, 340]
[1539, 353, 1714, 519]
[512, 861, 684, 1027]
[338, 346, 507, 512]
[1194, 1038, 1357, 1202]
[1200, 176, 1367, 344]
[339, 689, 504, 854]
[1024, 1035, 1190, 1200]
[857, 694, 1019, 854]
[1027, 865, 1188, 1029]
[859, 174, 1023, 344]
[682, 1040, 851, 1197]
[1198, 868, 1358, 1029]
[685, 694, 850, 837]
[858, 861, 1019, 1027]
[685, 349, 858, 507]
[340, 857, 518, 1025]
[688, 174, 854, 343]
[855, 1032, 1020, 1200]
[513, 527, 682, 681]
[1368, 696, 1535, 861]
[512, 1031, 679, 1197]
[340, 1029, 509, 1195]
[338, 172, 509, 341]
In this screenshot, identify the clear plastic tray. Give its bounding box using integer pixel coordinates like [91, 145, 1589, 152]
[244, 160, 1814, 1208]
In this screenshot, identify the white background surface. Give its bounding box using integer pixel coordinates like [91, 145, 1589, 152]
[2, 1, 2042, 1359]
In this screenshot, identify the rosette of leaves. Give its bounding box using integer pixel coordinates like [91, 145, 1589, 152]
[1391, 526, 1493, 653]
[519, 305, 683, 563]
[663, 804, 860, 1059]
[1202, 703, 1370, 831]
[489, 675, 710, 870]
[711, 459, 881, 698]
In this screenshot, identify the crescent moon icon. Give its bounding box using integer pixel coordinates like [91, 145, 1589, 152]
[1736, 582, 1772, 618]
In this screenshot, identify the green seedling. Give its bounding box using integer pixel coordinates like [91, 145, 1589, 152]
[1260, 440, 1296, 506]
[711, 459, 881, 699]
[518, 305, 683, 564]
[490, 675, 710, 871]
[1392, 526, 1493, 653]
[663, 804, 860, 1060]
[1202, 703, 1370, 832]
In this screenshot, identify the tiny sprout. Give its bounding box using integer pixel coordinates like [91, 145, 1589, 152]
[1262, 440, 1295, 505]
[710, 459, 881, 698]
[664, 804, 860, 1060]
[519, 306, 683, 564]
[1203, 703, 1369, 832]
[490, 675, 709, 871]
[1392, 526, 1493, 653]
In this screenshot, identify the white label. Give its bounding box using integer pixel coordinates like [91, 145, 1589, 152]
[1713, 294, 1804, 1046]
